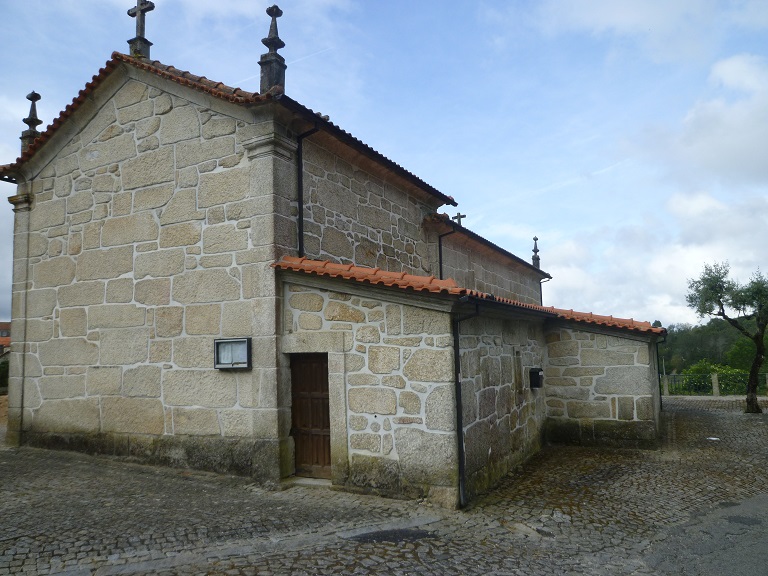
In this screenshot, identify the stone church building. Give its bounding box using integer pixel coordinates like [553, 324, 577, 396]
[1, 5, 664, 507]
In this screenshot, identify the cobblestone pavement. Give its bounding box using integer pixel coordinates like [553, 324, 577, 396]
[1, 396, 768, 575]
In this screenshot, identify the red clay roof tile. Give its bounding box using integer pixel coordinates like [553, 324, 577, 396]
[273, 256, 665, 336]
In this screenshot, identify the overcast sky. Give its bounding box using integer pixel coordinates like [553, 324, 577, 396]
[1, 0, 767, 327]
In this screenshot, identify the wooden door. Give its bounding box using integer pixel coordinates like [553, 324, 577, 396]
[290, 353, 331, 478]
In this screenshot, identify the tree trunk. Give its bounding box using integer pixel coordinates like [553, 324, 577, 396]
[745, 336, 765, 414]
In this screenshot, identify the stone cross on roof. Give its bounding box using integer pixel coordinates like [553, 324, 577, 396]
[127, 0, 155, 59]
[452, 213, 467, 226]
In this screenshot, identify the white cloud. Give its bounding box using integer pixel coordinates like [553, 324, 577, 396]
[534, 0, 724, 61]
[643, 53, 768, 187]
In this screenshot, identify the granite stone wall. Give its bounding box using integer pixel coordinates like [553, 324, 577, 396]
[458, 316, 547, 498]
[301, 140, 437, 275]
[440, 245, 543, 304]
[281, 282, 459, 506]
[543, 327, 660, 447]
[7, 75, 294, 478]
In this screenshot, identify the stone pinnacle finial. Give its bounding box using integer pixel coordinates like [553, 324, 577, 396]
[532, 236, 540, 269]
[262, 5, 285, 53]
[127, 0, 155, 59]
[21, 91, 43, 152]
[259, 5, 287, 94]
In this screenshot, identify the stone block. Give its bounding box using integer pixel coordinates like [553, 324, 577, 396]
[25, 319, 53, 342]
[548, 340, 580, 358]
[174, 408, 221, 436]
[88, 304, 146, 329]
[160, 222, 201, 248]
[59, 308, 87, 337]
[120, 147, 174, 190]
[102, 397, 164, 434]
[203, 224, 248, 254]
[185, 304, 221, 335]
[368, 346, 400, 374]
[222, 301, 254, 337]
[99, 328, 149, 365]
[117, 99, 153, 124]
[347, 366, 384, 388]
[594, 366, 652, 395]
[425, 385, 454, 431]
[546, 386, 591, 400]
[636, 396, 655, 421]
[220, 409, 254, 437]
[159, 189, 205, 225]
[403, 308, 449, 336]
[403, 349, 453, 382]
[29, 199, 66, 231]
[173, 337, 212, 368]
[149, 340, 172, 363]
[159, 105, 200, 144]
[394, 427, 457, 486]
[355, 325, 381, 343]
[25, 289, 57, 317]
[33, 256, 75, 288]
[38, 338, 99, 366]
[348, 387, 397, 415]
[58, 281, 106, 307]
[134, 183, 174, 211]
[76, 247, 133, 280]
[198, 167, 249, 208]
[581, 349, 636, 367]
[30, 398, 100, 433]
[101, 213, 158, 247]
[135, 278, 171, 306]
[298, 313, 322, 330]
[350, 433, 381, 452]
[106, 278, 134, 303]
[79, 133, 136, 171]
[289, 292, 324, 312]
[176, 136, 235, 168]
[135, 248, 185, 279]
[122, 365, 162, 397]
[163, 370, 237, 407]
[173, 269, 241, 303]
[114, 79, 148, 108]
[398, 391, 421, 415]
[39, 374, 86, 399]
[156, 306, 184, 338]
[86, 366, 122, 395]
[566, 401, 611, 419]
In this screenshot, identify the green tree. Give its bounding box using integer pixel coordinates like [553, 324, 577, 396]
[686, 263, 768, 413]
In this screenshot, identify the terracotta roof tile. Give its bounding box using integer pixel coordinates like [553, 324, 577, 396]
[273, 256, 463, 295]
[273, 256, 665, 336]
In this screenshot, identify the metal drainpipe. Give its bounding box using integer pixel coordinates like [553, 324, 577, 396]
[438, 229, 456, 280]
[296, 126, 319, 258]
[452, 297, 480, 508]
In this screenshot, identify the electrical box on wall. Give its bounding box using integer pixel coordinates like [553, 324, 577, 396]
[529, 368, 544, 389]
[214, 338, 252, 370]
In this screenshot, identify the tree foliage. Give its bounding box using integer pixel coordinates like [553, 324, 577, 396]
[685, 263, 768, 413]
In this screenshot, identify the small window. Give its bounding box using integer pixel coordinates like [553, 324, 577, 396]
[214, 338, 252, 370]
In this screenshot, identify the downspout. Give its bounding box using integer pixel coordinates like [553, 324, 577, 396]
[438, 229, 456, 280]
[452, 296, 480, 508]
[296, 126, 319, 258]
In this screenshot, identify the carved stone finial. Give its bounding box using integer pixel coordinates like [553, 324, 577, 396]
[452, 213, 467, 226]
[532, 236, 540, 269]
[260, 5, 287, 94]
[21, 91, 43, 152]
[127, 0, 155, 59]
[262, 5, 285, 53]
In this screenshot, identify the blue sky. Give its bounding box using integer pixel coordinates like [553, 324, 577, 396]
[1, 0, 767, 326]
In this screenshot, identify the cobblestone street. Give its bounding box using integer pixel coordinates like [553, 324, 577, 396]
[2, 397, 768, 575]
